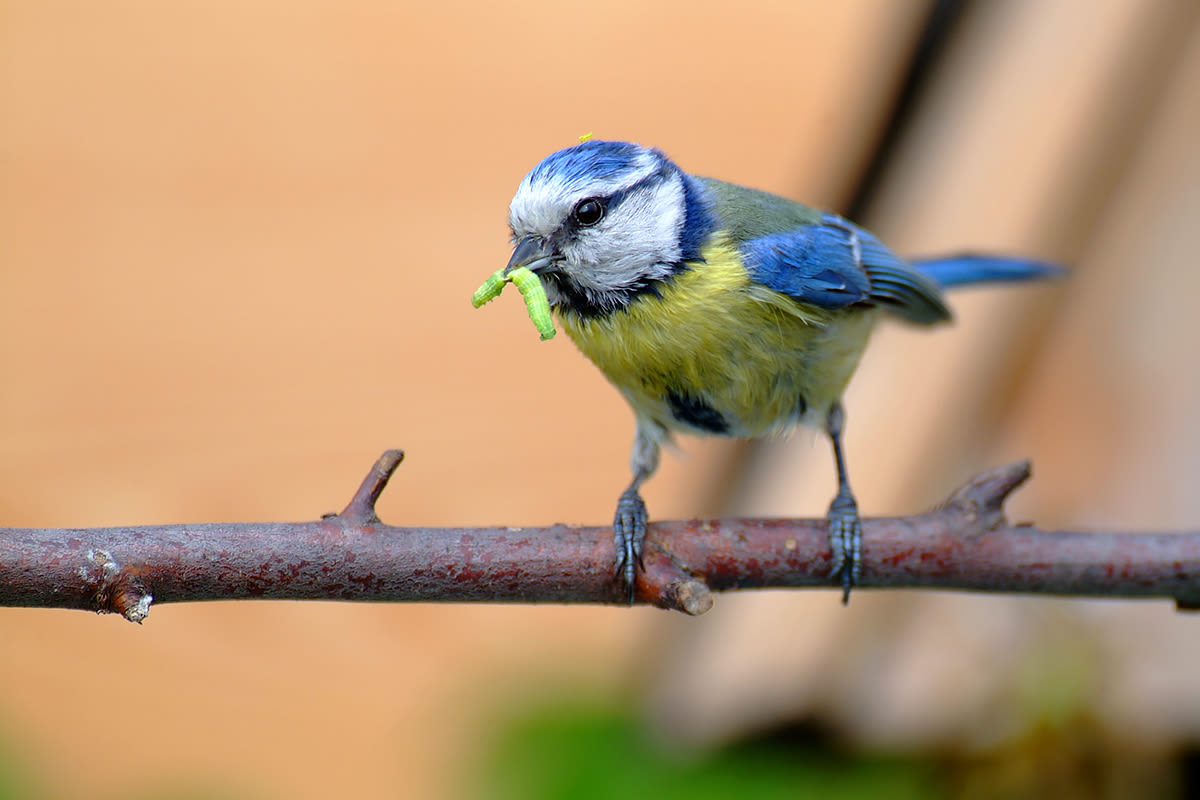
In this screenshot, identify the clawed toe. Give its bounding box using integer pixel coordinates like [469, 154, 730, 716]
[827, 494, 862, 603]
[613, 488, 647, 604]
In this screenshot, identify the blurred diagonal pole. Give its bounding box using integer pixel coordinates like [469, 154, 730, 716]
[0, 450, 1197, 622]
[841, 0, 974, 220]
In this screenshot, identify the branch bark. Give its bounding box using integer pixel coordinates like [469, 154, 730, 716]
[1, 450, 1197, 622]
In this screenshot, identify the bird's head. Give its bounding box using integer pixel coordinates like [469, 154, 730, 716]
[506, 140, 713, 316]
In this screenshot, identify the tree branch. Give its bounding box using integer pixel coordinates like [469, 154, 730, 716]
[1, 451, 1197, 623]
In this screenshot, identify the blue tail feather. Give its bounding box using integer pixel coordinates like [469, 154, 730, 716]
[914, 255, 1065, 289]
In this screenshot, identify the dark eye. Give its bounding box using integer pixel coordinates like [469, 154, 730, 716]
[572, 197, 606, 227]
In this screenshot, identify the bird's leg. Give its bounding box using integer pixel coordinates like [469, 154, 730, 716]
[614, 422, 661, 604]
[824, 402, 862, 603]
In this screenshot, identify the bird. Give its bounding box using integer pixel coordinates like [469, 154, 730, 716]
[501, 139, 1061, 603]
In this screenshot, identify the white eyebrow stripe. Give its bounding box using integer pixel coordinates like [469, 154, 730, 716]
[508, 151, 663, 237]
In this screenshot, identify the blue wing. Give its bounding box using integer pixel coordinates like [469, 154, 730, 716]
[741, 213, 951, 324]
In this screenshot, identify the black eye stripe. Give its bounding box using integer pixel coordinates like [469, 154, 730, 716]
[566, 164, 670, 232]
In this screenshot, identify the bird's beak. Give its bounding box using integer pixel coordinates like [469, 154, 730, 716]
[505, 235, 559, 276]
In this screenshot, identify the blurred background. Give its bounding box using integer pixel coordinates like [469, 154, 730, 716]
[3, 0, 1199, 797]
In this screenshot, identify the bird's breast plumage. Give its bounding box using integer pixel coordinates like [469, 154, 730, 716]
[558, 234, 878, 439]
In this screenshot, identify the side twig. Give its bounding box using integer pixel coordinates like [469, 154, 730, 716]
[0, 451, 1196, 623]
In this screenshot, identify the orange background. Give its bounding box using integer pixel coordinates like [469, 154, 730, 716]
[3, 1, 1200, 797]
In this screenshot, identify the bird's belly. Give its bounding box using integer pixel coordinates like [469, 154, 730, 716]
[560, 277, 877, 438]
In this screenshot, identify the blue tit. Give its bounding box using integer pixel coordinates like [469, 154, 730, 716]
[503, 140, 1061, 603]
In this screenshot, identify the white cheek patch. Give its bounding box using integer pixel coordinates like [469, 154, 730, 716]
[568, 174, 685, 291]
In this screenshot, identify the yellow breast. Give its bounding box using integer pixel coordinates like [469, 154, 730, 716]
[558, 237, 877, 437]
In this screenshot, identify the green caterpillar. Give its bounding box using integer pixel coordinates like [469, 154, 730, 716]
[471, 266, 556, 341]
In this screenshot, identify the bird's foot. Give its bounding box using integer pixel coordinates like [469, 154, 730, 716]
[827, 491, 862, 604]
[613, 488, 647, 604]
